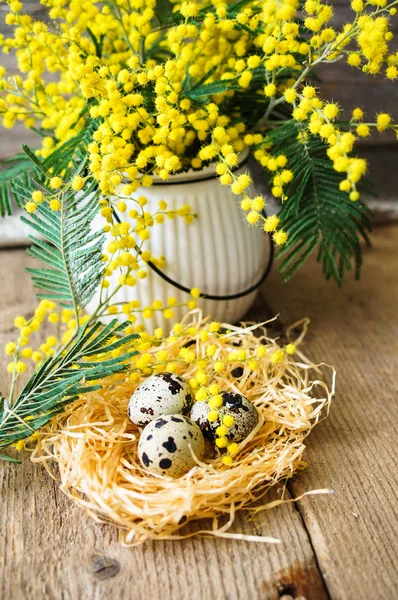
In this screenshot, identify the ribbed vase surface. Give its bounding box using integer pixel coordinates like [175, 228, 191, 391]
[88, 164, 269, 330]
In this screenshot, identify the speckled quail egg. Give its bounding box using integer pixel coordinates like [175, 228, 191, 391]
[190, 391, 258, 443]
[128, 373, 192, 427]
[138, 414, 205, 477]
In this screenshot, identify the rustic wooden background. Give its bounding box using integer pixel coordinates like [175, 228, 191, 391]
[1, 226, 398, 600]
[1, 4, 398, 600]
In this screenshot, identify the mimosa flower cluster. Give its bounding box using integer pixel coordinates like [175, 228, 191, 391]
[0, 0, 396, 458]
[6, 307, 297, 464]
[1, 0, 397, 238]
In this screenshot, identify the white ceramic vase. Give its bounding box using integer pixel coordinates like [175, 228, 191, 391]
[88, 162, 270, 331]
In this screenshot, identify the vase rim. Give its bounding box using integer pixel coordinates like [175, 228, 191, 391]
[150, 148, 250, 185]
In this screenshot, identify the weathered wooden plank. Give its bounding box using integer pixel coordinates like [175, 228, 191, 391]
[1, 224, 398, 599]
[317, 64, 398, 122]
[262, 223, 398, 600]
[0, 122, 39, 160]
[0, 459, 329, 600]
[359, 144, 398, 208]
[0, 249, 328, 600]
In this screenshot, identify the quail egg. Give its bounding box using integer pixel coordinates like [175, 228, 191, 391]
[128, 372, 192, 427]
[190, 391, 258, 443]
[138, 414, 205, 477]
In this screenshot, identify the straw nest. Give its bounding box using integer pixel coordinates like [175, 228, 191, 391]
[31, 314, 335, 545]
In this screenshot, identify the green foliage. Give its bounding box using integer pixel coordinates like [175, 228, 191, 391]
[13, 154, 104, 309]
[154, 0, 178, 26]
[86, 26, 105, 58]
[0, 124, 95, 217]
[0, 320, 138, 460]
[227, 0, 256, 16]
[0, 130, 133, 463]
[3, 139, 104, 310]
[0, 154, 35, 216]
[183, 65, 269, 120]
[265, 121, 372, 285]
[42, 126, 95, 176]
[21, 144, 49, 177]
[187, 77, 241, 102]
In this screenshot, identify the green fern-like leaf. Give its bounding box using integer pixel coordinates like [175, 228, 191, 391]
[265, 120, 372, 285]
[10, 150, 104, 309]
[42, 125, 96, 176]
[154, 0, 176, 25]
[19, 183, 104, 309]
[0, 154, 37, 216]
[0, 320, 138, 458]
[227, 0, 257, 17]
[186, 77, 240, 102]
[0, 122, 95, 217]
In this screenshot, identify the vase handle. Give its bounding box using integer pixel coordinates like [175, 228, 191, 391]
[143, 228, 274, 302]
[113, 208, 275, 301]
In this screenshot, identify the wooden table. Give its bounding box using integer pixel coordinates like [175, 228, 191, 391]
[0, 224, 397, 600]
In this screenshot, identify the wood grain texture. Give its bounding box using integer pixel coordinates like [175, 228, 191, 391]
[0, 0, 397, 594]
[0, 250, 328, 600]
[1, 225, 398, 599]
[263, 223, 398, 600]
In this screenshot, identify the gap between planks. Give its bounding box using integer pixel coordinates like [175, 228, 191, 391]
[259, 224, 398, 600]
[1, 223, 398, 599]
